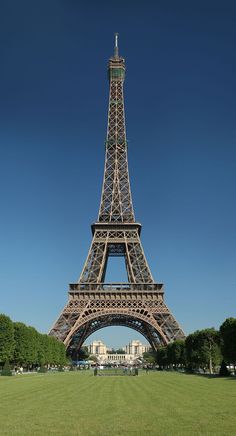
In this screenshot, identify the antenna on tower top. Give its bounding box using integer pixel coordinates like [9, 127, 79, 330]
[114, 32, 119, 58]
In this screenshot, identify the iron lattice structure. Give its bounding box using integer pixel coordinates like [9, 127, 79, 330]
[49, 35, 185, 354]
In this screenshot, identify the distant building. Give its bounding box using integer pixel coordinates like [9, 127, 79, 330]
[87, 340, 107, 355]
[86, 339, 150, 364]
[124, 340, 149, 355]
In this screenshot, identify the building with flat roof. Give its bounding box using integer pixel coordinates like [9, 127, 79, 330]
[87, 340, 107, 356]
[124, 340, 149, 355]
[86, 339, 150, 364]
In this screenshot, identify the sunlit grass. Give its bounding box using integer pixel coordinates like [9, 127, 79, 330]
[0, 371, 235, 435]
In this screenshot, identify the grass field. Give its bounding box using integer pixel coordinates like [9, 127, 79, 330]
[0, 371, 236, 435]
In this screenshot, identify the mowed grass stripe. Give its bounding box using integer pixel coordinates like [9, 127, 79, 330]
[145, 372, 236, 432]
[0, 371, 236, 435]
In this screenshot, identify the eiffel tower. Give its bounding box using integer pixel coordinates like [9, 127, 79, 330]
[49, 34, 185, 354]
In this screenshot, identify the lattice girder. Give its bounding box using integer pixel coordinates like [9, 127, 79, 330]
[98, 62, 135, 222]
[78, 226, 153, 284]
[49, 37, 185, 353]
[49, 288, 185, 352]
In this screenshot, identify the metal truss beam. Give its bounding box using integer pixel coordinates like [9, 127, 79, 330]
[49, 36, 185, 352]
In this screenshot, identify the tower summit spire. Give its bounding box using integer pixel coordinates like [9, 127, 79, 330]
[114, 32, 119, 58]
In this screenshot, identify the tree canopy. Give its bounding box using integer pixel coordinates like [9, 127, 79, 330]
[220, 317, 236, 364]
[0, 314, 67, 367]
[185, 328, 221, 373]
[0, 314, 15, 363]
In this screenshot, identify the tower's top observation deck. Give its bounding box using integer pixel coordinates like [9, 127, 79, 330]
[108, 33, 125, 82]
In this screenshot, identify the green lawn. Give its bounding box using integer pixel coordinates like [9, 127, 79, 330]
[0, 371, 236, 435]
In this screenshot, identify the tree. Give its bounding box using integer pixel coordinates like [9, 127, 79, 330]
[14, 322, 32, 366]
[27, 326, 40, 366]
[89, 355, 98, 363]
[0, 314, 67, 369]
[57, 341, 67, 366]
[48, 336, 67, 366]
[198, 329, 221, 373]
[173, 339, 186, 366]
[77, 346, 89, 361]
[167, 340, 186, 368]
[143, 351, 156, 364]
[220, 318, 236, 368]
[185, 329, 221, 373]
[107, 348, 116, 354]
[0, 314, 15, 364]
[37, 334, 49, 366]
[185, 331, 201, 371]
[156, 346, 168, 368]
[219, 360, 230, 377]
[1, 360, 12, 376]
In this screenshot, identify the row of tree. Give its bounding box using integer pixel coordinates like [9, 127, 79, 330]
[155, 318, 236, 374]
[1, 313, 235, 373]
[0, 314, 67, 368]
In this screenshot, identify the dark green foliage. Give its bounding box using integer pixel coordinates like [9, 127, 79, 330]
[38, 366, 47, 373]
[38, 334, 50, 366]
[107, 349, 115, 354]
[115, 349, 126, 354]
[156, 346, 168, 368]
[94, 368, 98, 376]
[89, 355, 98, 362]
[220, 318, 236, 365]
[1, 360, 12, 376]
[58, 341, 68, 366]
[219, 360, 230, 377]
[1, 313, 235, 376]
[185, 328, 221, 373]
[58, 365, 64, 372]
[27, 326, 40, 365]
[143, 350, 156, 364]
[185, 332, 201, 370]
[167, 339, 186, 367]
[37, 334, 67, 367]
[1, 313, 67, 368]
[155, 341, 186, 369]
[14, 322, 33, 366]
[0, 314, 15, 364]
[106, 348, 126, 354]
[163, 329, 222, 374]
[77, 346, 89, 361]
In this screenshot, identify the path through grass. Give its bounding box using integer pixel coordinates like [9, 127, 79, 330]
[0, 371, 236, 435]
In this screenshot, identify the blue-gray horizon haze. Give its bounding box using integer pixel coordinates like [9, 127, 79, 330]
[0, 1, 235, 348]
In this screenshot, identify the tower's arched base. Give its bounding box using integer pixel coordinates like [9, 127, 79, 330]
[66, 314, 165, 358]
[49, 285, 185, 354]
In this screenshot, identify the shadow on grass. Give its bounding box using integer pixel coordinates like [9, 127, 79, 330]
[163, 369, 236, 380]
[179, 372, 236, 380]
[178, 372, 218, 380]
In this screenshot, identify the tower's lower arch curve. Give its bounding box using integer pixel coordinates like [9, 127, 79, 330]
[65, 310, 169, 357]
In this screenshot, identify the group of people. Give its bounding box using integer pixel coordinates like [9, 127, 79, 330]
[15, 366, 24, 374]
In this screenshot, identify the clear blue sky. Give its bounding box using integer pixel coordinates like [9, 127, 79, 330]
[0, 1, 235, 348]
